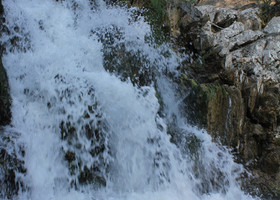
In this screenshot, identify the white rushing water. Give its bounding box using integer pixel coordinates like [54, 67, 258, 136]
[1, 0, 259, 199]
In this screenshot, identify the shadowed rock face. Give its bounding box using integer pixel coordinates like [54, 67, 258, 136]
[0, 1, 20, 199]
[0, 0, 11, 126]
[0, 57, 11, 126]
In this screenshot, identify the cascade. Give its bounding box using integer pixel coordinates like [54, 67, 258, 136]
[1, 0, 259, 199]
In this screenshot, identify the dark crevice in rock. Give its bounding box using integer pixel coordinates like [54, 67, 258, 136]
[0, 0, 11, 126]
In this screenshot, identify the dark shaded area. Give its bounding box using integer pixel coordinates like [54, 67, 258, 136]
[0, 2, 26, 199]
[0, 129, 27, 199]
[0, 0, 11, 126]
[258, 0, 280, 28]
[0, 56, 11, 126]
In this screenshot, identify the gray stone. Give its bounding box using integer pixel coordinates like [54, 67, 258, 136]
[237, 8, 262, 30]
[264, 16, 280, 34]
[178, 3, 280, 198]
[179, 1, 206, 29]
[213, 7, 237, 27]
[196, 5, 218, 22]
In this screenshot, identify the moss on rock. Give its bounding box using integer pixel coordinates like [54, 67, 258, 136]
[184, 82, 230, 130]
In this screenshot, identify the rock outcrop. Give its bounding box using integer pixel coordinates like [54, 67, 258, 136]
[179, 3, 280, 199]
[123, 0, 280, 197]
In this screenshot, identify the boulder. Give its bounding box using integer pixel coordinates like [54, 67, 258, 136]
[168, 0, 208, 39]
[194, 5, 263, 55]
[237, 8, 262, 30]
[263, 16, 280, 34]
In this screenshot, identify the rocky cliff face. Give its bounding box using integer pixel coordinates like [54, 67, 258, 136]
[119, 0, 280, 198]
[178, 2, 280, 199]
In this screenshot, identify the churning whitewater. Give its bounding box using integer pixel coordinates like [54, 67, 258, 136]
[1, 0, 259, 199]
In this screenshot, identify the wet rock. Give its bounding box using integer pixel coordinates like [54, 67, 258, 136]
[93, 25, 154, 87]
[0, 149, 25, 199]
[0, 129, 26, 199]
[0, 0, 11, 126]
[56, 86, 111, 188]
[0, 57, 11, 126]
[0, 0, 3, 16]
[178, 3, 280, 198]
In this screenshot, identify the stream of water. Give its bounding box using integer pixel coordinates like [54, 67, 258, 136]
[1, 0, 259, 199]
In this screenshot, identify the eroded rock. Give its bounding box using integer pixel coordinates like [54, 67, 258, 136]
[179, 3, 280, 198]
[237, 8, 262, 30]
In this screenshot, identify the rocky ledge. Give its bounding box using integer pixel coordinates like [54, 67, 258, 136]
[178, 2, 280, 199]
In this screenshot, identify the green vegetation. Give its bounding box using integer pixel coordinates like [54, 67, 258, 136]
[117, 0, 170, 45]
[181, 74, 198, 88]
[199, 83, 229, 102]
[144, 0, 170, 45]
[257, 0, 280, 27]
[183, 82, 229, 128]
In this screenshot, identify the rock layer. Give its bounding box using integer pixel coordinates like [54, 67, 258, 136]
[179, 3, 280, 199]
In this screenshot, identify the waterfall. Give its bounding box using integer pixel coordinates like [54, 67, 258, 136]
[1, 0, 259, 199]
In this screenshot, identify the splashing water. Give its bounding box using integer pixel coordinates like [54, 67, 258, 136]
[1, 0, 259, 199]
